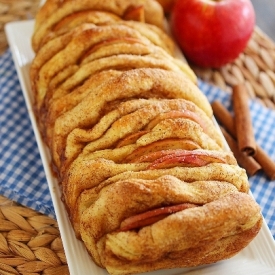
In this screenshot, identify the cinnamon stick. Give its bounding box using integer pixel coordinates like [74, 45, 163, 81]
[211, 101, 235, 136]
[254, 147, 275, 180]
[232, 84, 256, 156]
[220, 127, 261, 176]
[212, 100, 275, 180]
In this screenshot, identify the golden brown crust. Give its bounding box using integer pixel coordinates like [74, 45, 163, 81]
[33, 24, 152, 109]
[32, 0, 164, 52]
[63, 159, 249, 238]
[52, 10, 121, 33]
[101, 219, 262, 275]
[32, 22, 196, 118]
[61, 120, 226, 202]
[115, 21, 175, 55]
[81, 175, 239, 242]
[49, 69, 207, 168]
[30, 1, 262, 274]
[60, 98, 223, 170]
[80, 191, 262, 271]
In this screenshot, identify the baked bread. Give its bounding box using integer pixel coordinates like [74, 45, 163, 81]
[30, 0, 262, 274]
[81, 182, 261, 274]
[32, 0, 165, 52]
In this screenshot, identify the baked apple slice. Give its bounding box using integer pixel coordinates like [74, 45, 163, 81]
[119, 203, 198, 231]
[148, 150, 227, 169]
[126, 138, 201, 162]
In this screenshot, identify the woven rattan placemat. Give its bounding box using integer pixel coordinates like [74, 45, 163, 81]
[191, 26, 275, 109]
[0, 195, 69, 275]
[0, 0, 40, 53]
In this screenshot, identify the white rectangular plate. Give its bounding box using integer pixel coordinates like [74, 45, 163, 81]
[5, 20, 275, 275]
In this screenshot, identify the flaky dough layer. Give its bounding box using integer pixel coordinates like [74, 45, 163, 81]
[96, 192, 262, 274]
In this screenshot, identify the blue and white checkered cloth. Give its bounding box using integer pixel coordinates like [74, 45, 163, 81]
[1, 49, 275, 237]
[0, 49, 54, 217]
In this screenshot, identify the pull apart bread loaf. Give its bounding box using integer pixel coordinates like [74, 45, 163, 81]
[30, 0, 262, 274]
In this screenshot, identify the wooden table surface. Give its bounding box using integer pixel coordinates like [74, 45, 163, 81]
[251, 0, 275, 41]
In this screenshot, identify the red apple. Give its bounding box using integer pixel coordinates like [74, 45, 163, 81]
[170, 0, 255, 68]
